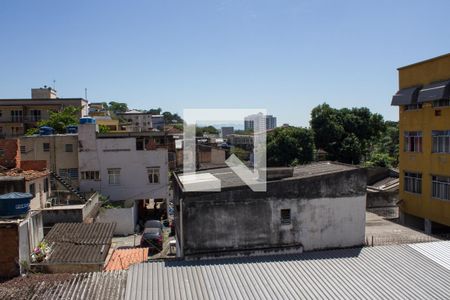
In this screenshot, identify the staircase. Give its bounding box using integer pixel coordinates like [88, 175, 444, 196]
[50, 171, 87, 202]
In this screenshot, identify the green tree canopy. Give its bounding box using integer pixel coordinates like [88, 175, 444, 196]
[33, 106, 81, 134]
[108, 101, 128, 113]
[267, 126, 314, 167]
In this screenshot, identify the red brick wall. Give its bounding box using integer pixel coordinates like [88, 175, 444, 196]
[0, 225, 19, 278]
[0, 139, 19, 169]
[20, 160, 47, 171]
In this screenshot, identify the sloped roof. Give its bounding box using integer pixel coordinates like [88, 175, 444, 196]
[125, 241, 450, 300]
[44, 223, 115, 264]
[0, 271, 127, 300]
[105, 248, 149, 271]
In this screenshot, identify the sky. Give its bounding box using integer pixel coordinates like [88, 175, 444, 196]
[1, 0, 450, 127]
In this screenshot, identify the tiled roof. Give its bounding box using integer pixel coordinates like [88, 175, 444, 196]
[125, 241, 450, 300]
[1, 168, 49, 181]
[105, 248, 149, 271]
[0, 271, 127, 300]
[44, 223, 115, 264]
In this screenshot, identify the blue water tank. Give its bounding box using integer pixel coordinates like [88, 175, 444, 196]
[39, 126, 55, 135]
[66, 125, 78, 134]
[79, 117, 96, 124]
[0, 192, 33, 217]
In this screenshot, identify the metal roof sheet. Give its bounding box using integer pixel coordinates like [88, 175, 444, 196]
[391, 86, 421, 106]
[0, 271, 127, 300]
[418, 80, 450, 103]
[44, 223, 115, 264]
[125, 242, 450, 300]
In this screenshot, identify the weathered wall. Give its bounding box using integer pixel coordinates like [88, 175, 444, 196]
[96, 204, 137, 236]
[179, 169, 367, 257]
[42, 208, 84, 227]
[0, 223, 19, 277]
[0, 177, 25, 194]
[0, 139, 18, 168]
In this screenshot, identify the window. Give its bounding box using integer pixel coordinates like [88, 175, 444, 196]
[65, 144, 73, 152]
[404, 172, 422, 194]
[404, 131, 422, 152]
[404, 103, 422, 111]
[43, 143, 50, 152]
[20, 145, 26, 154]
[432, 130, 450, 153]
[81, 171, 100, 180]
[281, 209, 291, 225]
[11, 110, 23, 122]
[147, 167, 160, 184]
[44, 178, 49, 193]
[59, 168, 79, 179]
[29, 183, 36, 197]
[433, 99, 450, 108]
[0, 148, 4, 157]
[29, 110, 41, 122]
[108, 168, 121, 185]
[432, 175, 450, 201]
[0, 110, 2, 117]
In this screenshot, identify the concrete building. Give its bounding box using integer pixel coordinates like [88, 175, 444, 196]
[116, 110, 153, 132]
[151, 115, 165, 131]
[93, 116, 120, 132]
[88, 102, 109, 117]
[0, 211, 43, 277]
[227, 134, 253, 150]
[391, 53, 450, 233]
[0, 87, 88, 138]
[78, 122, 169, 202]
[173, 162, 367, 259]
[220, 126, 234, 138]
[244, 113, 277, 131]
[19, 134, 79, 188]
[0, 169, 51, 210]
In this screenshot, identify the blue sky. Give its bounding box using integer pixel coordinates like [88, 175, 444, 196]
[1, 0, 449, 127]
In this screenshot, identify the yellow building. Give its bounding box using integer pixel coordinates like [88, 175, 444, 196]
[392, 53, 450, 233]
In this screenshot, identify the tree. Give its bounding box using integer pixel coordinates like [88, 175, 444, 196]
[230, 146, 249, 161]
[196, 126, 219, 136]
[108, 101, 128, 113]
[310, 103, 387, 164]
[267, 126, 314, 167]
[162, 111, 183, 124]
[35, 106, 81, 134]
[99, 125, 111, 133]
[148, 108, 162, 115]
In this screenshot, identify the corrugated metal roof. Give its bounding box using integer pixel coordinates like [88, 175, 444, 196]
[0, 271, 127, 300]
[409, 241, 450, 271]
[125, 242, 450, 300]
[44, 223, 115, 264]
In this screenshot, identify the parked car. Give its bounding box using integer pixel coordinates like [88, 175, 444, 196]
[140, 228, 163, 251]
[144, 219, 163, 230]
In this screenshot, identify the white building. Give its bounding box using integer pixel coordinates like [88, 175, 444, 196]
[244, 113, 277, 131]
[78, 122, 168, 202]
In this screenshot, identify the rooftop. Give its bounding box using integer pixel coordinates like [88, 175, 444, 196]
[0, 169, 49, 181]
[398, 52, 450, 70]
[125, 241, 450, 300]
[104, 248, 149, 271]
[178, 161, 359, 190]
[42, 222, 115, 264]
[0, 271, 127, 300]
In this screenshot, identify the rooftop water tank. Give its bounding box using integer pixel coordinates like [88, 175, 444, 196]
[66, 125, 78, 134]
[39, 126, 55, 135]
[0, 192, 33, 217]
[79, 117, 96, 124]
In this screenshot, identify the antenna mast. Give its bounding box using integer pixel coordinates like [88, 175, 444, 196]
[85, 88, 88, 100]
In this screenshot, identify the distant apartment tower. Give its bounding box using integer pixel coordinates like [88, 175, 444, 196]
[0, 87, 88, 138]
[244, 113, 277, 131]
[391, 53, 450, 234]
[221, 126, 234, 138]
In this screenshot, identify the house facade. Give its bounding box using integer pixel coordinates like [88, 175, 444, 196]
[78, 122, 169, 202]
[0, 87, 88, 138]
[391, 53, 450, 233]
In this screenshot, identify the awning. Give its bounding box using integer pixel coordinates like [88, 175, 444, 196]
[391, 86, 421, 106]
[418, 80, 450, 103]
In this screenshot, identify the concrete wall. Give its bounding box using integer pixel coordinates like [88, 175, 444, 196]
[96, 203, 137, 236]
[177, 169, 367, 258]
[20, 134, 79, 187]
[0, 223, 19, 277]
[0, 139, 18, 168]
[27, 176, 50, 210]
[78, 124, 168, 201]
